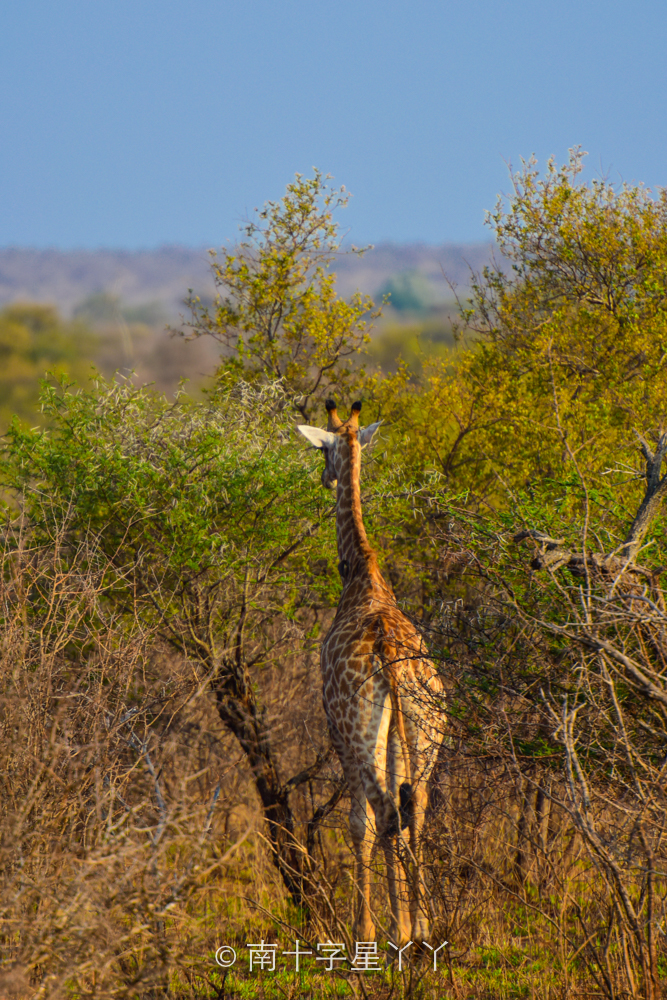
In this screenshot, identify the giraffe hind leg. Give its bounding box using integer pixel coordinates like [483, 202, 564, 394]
[407, 781, 431, 944]
[365, 775, 411, 945]
[380, 831, 411, 946]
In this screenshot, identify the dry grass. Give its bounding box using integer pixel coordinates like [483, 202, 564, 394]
[0, 532, 665, 1000]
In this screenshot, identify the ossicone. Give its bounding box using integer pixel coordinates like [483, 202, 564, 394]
[325, 398, 342, 431]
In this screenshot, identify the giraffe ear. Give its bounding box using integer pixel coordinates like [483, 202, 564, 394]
[296, 425, 337, 450]
[358, 421, 382, 448]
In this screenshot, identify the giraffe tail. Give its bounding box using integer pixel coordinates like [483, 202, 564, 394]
[392, 701, 414, 830]
[399, 781, 414, 830]
[381, 641, 414, 831]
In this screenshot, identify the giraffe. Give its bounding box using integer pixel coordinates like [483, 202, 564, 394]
[297, 399, 444, 946]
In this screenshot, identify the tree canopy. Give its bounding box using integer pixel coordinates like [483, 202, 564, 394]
[0, 304, 95, 428]
[184, 171, 379, 420]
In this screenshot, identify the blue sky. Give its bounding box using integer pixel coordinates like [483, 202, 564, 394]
[2, 0, 666, 248]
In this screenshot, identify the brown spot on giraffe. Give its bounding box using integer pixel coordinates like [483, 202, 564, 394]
[298, 400, 445, 945]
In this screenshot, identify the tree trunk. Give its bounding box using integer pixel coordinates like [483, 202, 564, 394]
[212, 656, 305, 904]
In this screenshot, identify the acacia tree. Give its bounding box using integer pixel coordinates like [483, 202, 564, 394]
[503, 446, 667, 1000]
[391, 149, 667, 504]
[0, 174, 388, 919]
[1, 376, 347, 906]
[185, 171, 379, 420]
[399, 153, 667, 999]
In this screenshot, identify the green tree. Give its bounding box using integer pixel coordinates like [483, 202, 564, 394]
[396, 152, 667, 1000]
[0, 304, 96, 428]
[1, 375, 347, 903]
[393, 151, 667, 514]
[184, 171, 379, 419]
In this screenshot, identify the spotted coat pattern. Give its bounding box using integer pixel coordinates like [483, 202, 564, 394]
[298, 401, 444, 945]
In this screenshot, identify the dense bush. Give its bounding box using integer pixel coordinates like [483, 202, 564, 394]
[3, 158, 667, 998]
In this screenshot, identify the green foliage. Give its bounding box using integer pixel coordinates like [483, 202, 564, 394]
[0, 304, 96, 428]
[389, 150, 667, 520]
[367, 314, 457, 374]
[4, 161, 667, 999]
[491, 146, 667, 326]
[461, 148, 667, 490]
[185, 171, 379, 419]
[2, 377, 339, 655]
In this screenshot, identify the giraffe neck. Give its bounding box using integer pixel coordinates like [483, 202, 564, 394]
[335, 430, 383, 588]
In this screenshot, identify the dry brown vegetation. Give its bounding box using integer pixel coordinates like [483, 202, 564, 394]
[5, 519, 666, 1000]
[4, 160, 667, 1000]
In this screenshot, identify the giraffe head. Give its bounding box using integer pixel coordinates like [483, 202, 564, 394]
[297, 400, 381, 488]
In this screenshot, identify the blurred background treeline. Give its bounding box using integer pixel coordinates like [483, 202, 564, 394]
[3, 158, 667, 1000]
[0, 238, 492, 415]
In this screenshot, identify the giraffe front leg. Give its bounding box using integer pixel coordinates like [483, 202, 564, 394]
[349, 787, 375, 941]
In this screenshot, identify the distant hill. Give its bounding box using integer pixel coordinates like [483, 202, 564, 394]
[0, 243, 494, 318]
[334, 241, 494, 302]
[0, 246, 216, 319]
